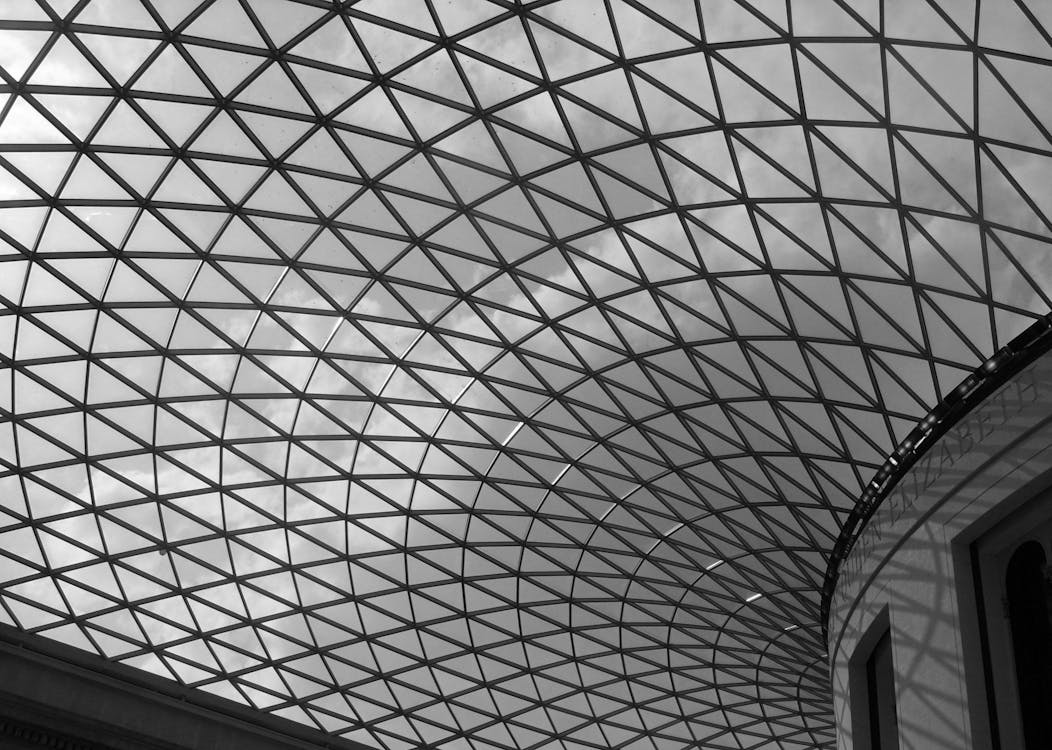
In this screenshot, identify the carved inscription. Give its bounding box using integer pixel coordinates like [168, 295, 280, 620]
[829, 360, 1047, 642]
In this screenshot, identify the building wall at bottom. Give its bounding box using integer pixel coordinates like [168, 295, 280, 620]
[0, 622, 373, 750]
[828, 356, 1052, 750]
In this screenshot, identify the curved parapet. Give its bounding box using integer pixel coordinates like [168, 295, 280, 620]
[827, 335, 1052, 749]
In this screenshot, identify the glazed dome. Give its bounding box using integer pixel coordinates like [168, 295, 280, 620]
[0, 2, 1049, 749]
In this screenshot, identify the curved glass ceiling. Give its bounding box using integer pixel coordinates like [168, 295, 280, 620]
[1, 2, 1050, 749]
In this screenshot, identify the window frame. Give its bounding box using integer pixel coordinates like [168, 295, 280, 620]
[849, 607, 900, 750]
[967, 489, 1052, 750]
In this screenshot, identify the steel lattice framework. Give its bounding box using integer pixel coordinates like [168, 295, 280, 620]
[1, 1, 1050, 749]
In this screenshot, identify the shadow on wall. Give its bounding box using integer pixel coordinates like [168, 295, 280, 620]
[844, 523, 967, 750]
[840, 475, 1052, 750]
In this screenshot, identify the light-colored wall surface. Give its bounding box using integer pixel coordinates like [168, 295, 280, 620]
[828, 352, 1052, 750]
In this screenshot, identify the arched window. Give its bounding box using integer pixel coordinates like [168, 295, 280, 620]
[1005, 540, 1052, 748]
[970, 495, 1052, 750]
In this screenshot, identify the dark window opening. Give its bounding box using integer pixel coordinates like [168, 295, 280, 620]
[1006, 540, 1052, 748]
[866, 630, 900, 750]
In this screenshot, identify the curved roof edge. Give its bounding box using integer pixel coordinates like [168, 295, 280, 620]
[0, 623, 372, 750]
[820, 311, 1052, 639]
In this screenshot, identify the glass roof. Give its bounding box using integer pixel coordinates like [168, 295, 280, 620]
[1, 1, 1050, 748]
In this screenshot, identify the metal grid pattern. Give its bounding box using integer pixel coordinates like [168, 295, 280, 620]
[0, 1, 1049, 749]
